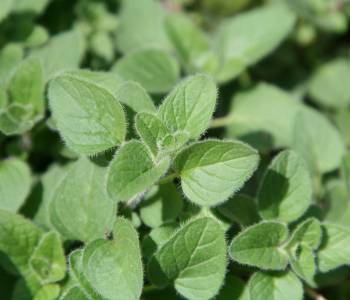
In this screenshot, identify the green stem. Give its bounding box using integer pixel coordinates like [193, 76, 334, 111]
[143, 284, 159, 293]
[210, 115, 233, 128]
[159, 172, 178, 185]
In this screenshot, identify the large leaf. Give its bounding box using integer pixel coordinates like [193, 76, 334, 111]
[0, 158, 31, 212]
[49, 157, 116, 242]
[229, 221, 289, 270]
[258, 150, 312, 223]
[174, 140, 259, 206]
[106, 140, 170, 203]
[82, 218, 143, 300]
[249, 271, 303, 300]
[113, 48, 180, 94]
[48, 74, 126, 155]
[158, 74, 217, 139]
[149, 217, 227, 300]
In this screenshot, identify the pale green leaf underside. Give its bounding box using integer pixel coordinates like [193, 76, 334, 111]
[149, 217, 227, 300]
[174, 140, 259, 206]
[229, 221, 289, 270]
[258, 150, 312, 223]
[82, 218, 143, 300]
[106, 140, 170, 202]
[49, 74, 126, 155]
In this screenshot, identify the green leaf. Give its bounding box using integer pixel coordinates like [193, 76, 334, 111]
[82, 218, 143, 300]
[34, 284, 60, 300]
[106, 140, 170, 203]
[135, 112, 169, 156]
[217, 194, 260, 227]
[289, 244, 316, 285]
[341, 153, 350, 195]
[116, 0, 171, 53]
[48, 74, 126, 155]
[292, 107, 345, 174]
[33, 164, 69, 230]
[158, 74, 217, 139]
[149, 217, 226, 300]
[69, 250, 103, 300]
[0, 0, 13, 23]
[0, 210, 44, 294]
[113, 81, 156, 113]
[11, 0, 49, 14]
[318, 223, 350, 272]
[216, 275, 250, 300]
[286, 218, 322, 250]
[227, 83, 301, 151]
[249, 271, 303, 300]
[139, 183, 183, 228]
[258, 150, 312, 223]
[0, 44, 23, 83]
[165, 13, 209, 72]
[229, 221, 289, 270]
[324, 180, 350, 228]
[49, 157, 116, 242]
[308, 58, 350, 108]
[113, 48, 180, 94]
[0, 158, 31, 212]
[334, 109, 350, 148]
[29, 231, 66, 284]
[30, 30, 84, 80]
[212, 3, 296, 83]
[174, 140, 259, 206]
[60, 286, 89, 300]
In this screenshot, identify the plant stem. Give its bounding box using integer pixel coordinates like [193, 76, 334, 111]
[210, 115, 233, 128]
[159, 172, 178, 185]
[305, 287, 327, 300]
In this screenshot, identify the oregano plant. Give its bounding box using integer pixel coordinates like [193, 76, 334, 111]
[0, 1, 350, 300]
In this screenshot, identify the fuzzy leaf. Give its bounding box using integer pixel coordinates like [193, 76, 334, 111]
[106, 140, 170, 203]
[82, 218, 143, 300]
[158, 74, 217, 139]
[113, 48, 179, 94]
[174, 140, 259, 206]
[48, 74, 126, 155]
[229, 221, 289, 270]
[49, 157, 116, 242]
[249, 271, 303, 300]
[29, 231, 66, 284]
[0, 158, 31, 212]
[289, 244, 316, 285]
[318, 223, 350, 272]
[149, 217, 226, 300]
[287, 218, 322, 250]
[258, 150, 312, 223]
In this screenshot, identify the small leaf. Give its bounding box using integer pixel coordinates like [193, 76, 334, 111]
[149, 217, 227, 300]
[48, 74, 126, 155]
[0, 158, 31, 212]
[158, 74, 217, 139]
[135, 112, 169, 156]
[318, 223, 350, 272]
[106, 140, 170, 203]
[174, 140, 259, 206]
[82, 218, 143, 300]
[49, 157, 116, 242]
[289, 244, 316, 285]
[29, 231, 66, 284]
[258, 150, 312, 223]
[308, 58, 350, 108]
[292, 108, 345, 174]
[34, 284, 60, 300]
[229, 221, 289, 270]
[249, 271, 303, 300]
[113, 48, 180, 94]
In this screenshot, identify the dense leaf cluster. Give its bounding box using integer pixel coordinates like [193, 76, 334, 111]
[1, 0, 350, 299]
